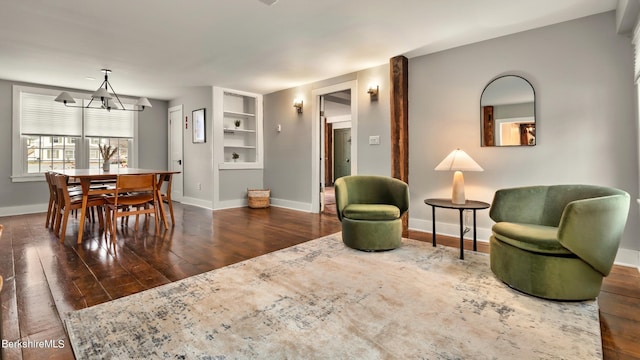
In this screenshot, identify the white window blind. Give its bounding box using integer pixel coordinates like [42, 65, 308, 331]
[84, 104, 135, 137]
[20, 92, 82, 136]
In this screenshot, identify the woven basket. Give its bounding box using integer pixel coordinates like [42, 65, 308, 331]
[247, 188, 270, 208]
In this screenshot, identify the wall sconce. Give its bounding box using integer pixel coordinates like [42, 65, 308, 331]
[293, 99, 303, 114]
[367, 85, 379, 101]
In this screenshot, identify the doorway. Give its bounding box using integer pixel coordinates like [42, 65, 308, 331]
[168, 105, 184, 202]
[312, 81, 357, 214]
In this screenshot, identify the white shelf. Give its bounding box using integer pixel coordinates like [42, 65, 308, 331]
[214, 87, 263, 169]
[224, 145, 256, 149]
[223, 128, 256, 134]
[219, 162, 263, 170]
[224, 110, 255, 118]
[214, 87, 265, 210]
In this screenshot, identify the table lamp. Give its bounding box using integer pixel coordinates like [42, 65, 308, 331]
[435, 148, 483, 204]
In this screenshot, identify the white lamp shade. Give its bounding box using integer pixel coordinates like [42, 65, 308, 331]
[107, 99, 120, 110]
[434, 149, 483, 172]
[92, 87, 112, 100]
[54, 92, 76, 104]
[136, 97, 152, 108]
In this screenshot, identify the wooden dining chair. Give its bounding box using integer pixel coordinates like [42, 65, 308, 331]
[104, 174, 159, 243]
[44, 172, 58, 229]
[46, 172, 90, 229]
[53, 174, 106, 243]
[157, 173, 175, 226]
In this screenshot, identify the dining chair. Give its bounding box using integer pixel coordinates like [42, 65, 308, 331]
[157, 174, 175, 226]
[44, 172, 58, 229]
[53, 174, 106, 243]
[104, 174, 159, 243]
[46, 172, 88, 230]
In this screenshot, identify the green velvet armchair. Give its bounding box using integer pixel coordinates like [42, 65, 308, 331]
[489, 185, 630, 300]
[335, 175, 409, 251]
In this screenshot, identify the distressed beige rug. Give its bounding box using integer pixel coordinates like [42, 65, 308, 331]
[65, 233, 601, 359]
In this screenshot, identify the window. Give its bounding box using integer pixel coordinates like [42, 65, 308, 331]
[89, 137, 131, 171]
[11, 85, 138, 181]
[26, 135, 77, 172]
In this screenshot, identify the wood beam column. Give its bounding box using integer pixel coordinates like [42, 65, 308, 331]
[390, 55, 409, 236]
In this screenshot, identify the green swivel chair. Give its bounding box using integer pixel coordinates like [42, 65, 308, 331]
[489, 185, 630, 300]
[334, 175, 409, 251]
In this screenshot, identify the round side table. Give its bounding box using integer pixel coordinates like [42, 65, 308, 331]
[424, 198, 490, 259]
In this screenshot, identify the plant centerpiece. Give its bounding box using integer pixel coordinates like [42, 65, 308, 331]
[99, 144, 118, 171]
[234, 119, 241, 129]
[232, 152, 240, 162]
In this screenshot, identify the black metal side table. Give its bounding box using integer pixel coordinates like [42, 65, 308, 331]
[424, 198, 490, 260]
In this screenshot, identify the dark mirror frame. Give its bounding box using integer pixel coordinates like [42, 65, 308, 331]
[480, 75, 536, 147]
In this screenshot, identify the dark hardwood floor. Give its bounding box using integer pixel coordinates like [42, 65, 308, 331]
[0, 203, 638, 359]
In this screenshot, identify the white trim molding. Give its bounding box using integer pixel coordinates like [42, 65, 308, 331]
[270, 198, 313, 213]
[179, 197, 213, 210]
[311, 80, 358, 214]
[0, 203, 48, 217]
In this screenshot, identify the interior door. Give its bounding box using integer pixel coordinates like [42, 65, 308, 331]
[333, 128, 351, 180]
[168, 105, 184, 201]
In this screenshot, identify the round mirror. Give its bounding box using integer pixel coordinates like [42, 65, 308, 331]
[480, 75, 535, 147]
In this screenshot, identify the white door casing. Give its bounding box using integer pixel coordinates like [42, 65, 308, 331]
[168, 105, 184, 202]
[311, 80, 357, 213]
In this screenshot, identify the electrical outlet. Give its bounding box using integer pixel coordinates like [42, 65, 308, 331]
[369, 135, 380, 145]
[197, 183, 202, 191]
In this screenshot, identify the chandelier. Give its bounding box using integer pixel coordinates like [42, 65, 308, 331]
[54, 69, 152, 112]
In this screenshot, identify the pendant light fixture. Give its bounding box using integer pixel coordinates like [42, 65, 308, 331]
[55, 69, 152, 112]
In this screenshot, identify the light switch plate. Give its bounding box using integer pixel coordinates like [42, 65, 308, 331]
[369, 135, 380, 145]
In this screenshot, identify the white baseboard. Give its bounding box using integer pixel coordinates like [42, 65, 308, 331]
[180, 197, 213, 210]
[408, 216, 640, 270]
[0, 203, 48, 217]
[409, 217, 492, 244]
[270, 198, 313, 212]
[213, 199, 247, 210]
[613, 247, 640, 270]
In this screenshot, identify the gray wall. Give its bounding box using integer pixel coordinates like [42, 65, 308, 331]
[0, 79, 47, 210]
[409, 11, 639, 252]
[264, 82, 316, 204]
[138, 99, 170, 170]
[169, 87, 213, 203]
[262, 11, 639, 256]
[263, 68, 391, 207]
[169, 86, 265, 209]
[356, 65, 392, 176]
[0, 79, 168, 213]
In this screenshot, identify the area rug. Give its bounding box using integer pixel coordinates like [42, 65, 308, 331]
[65, 233, 601, 359]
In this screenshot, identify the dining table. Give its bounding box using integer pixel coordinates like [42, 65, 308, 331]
[51, 168, 180, 244]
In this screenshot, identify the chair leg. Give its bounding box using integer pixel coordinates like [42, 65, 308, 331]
[135, 212, 140, 231]
[54, 207, 63, 237]
[104, 207, 111, 241]
[52, 201, 61, 232]
[97, 206, 104, 228]
[165, 198, 175, 226]
[59, 210, 70, 243]
[110, 209, 118, 243]
[45, 198, 54, 228]
[153, 201, 159, 233]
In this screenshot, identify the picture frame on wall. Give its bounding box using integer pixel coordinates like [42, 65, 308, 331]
[192, 108, 206, 143]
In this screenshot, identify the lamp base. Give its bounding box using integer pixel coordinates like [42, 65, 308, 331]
[451, 170, 466, 204]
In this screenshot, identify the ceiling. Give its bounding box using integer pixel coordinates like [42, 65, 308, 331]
[0, 0, 617, 101]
